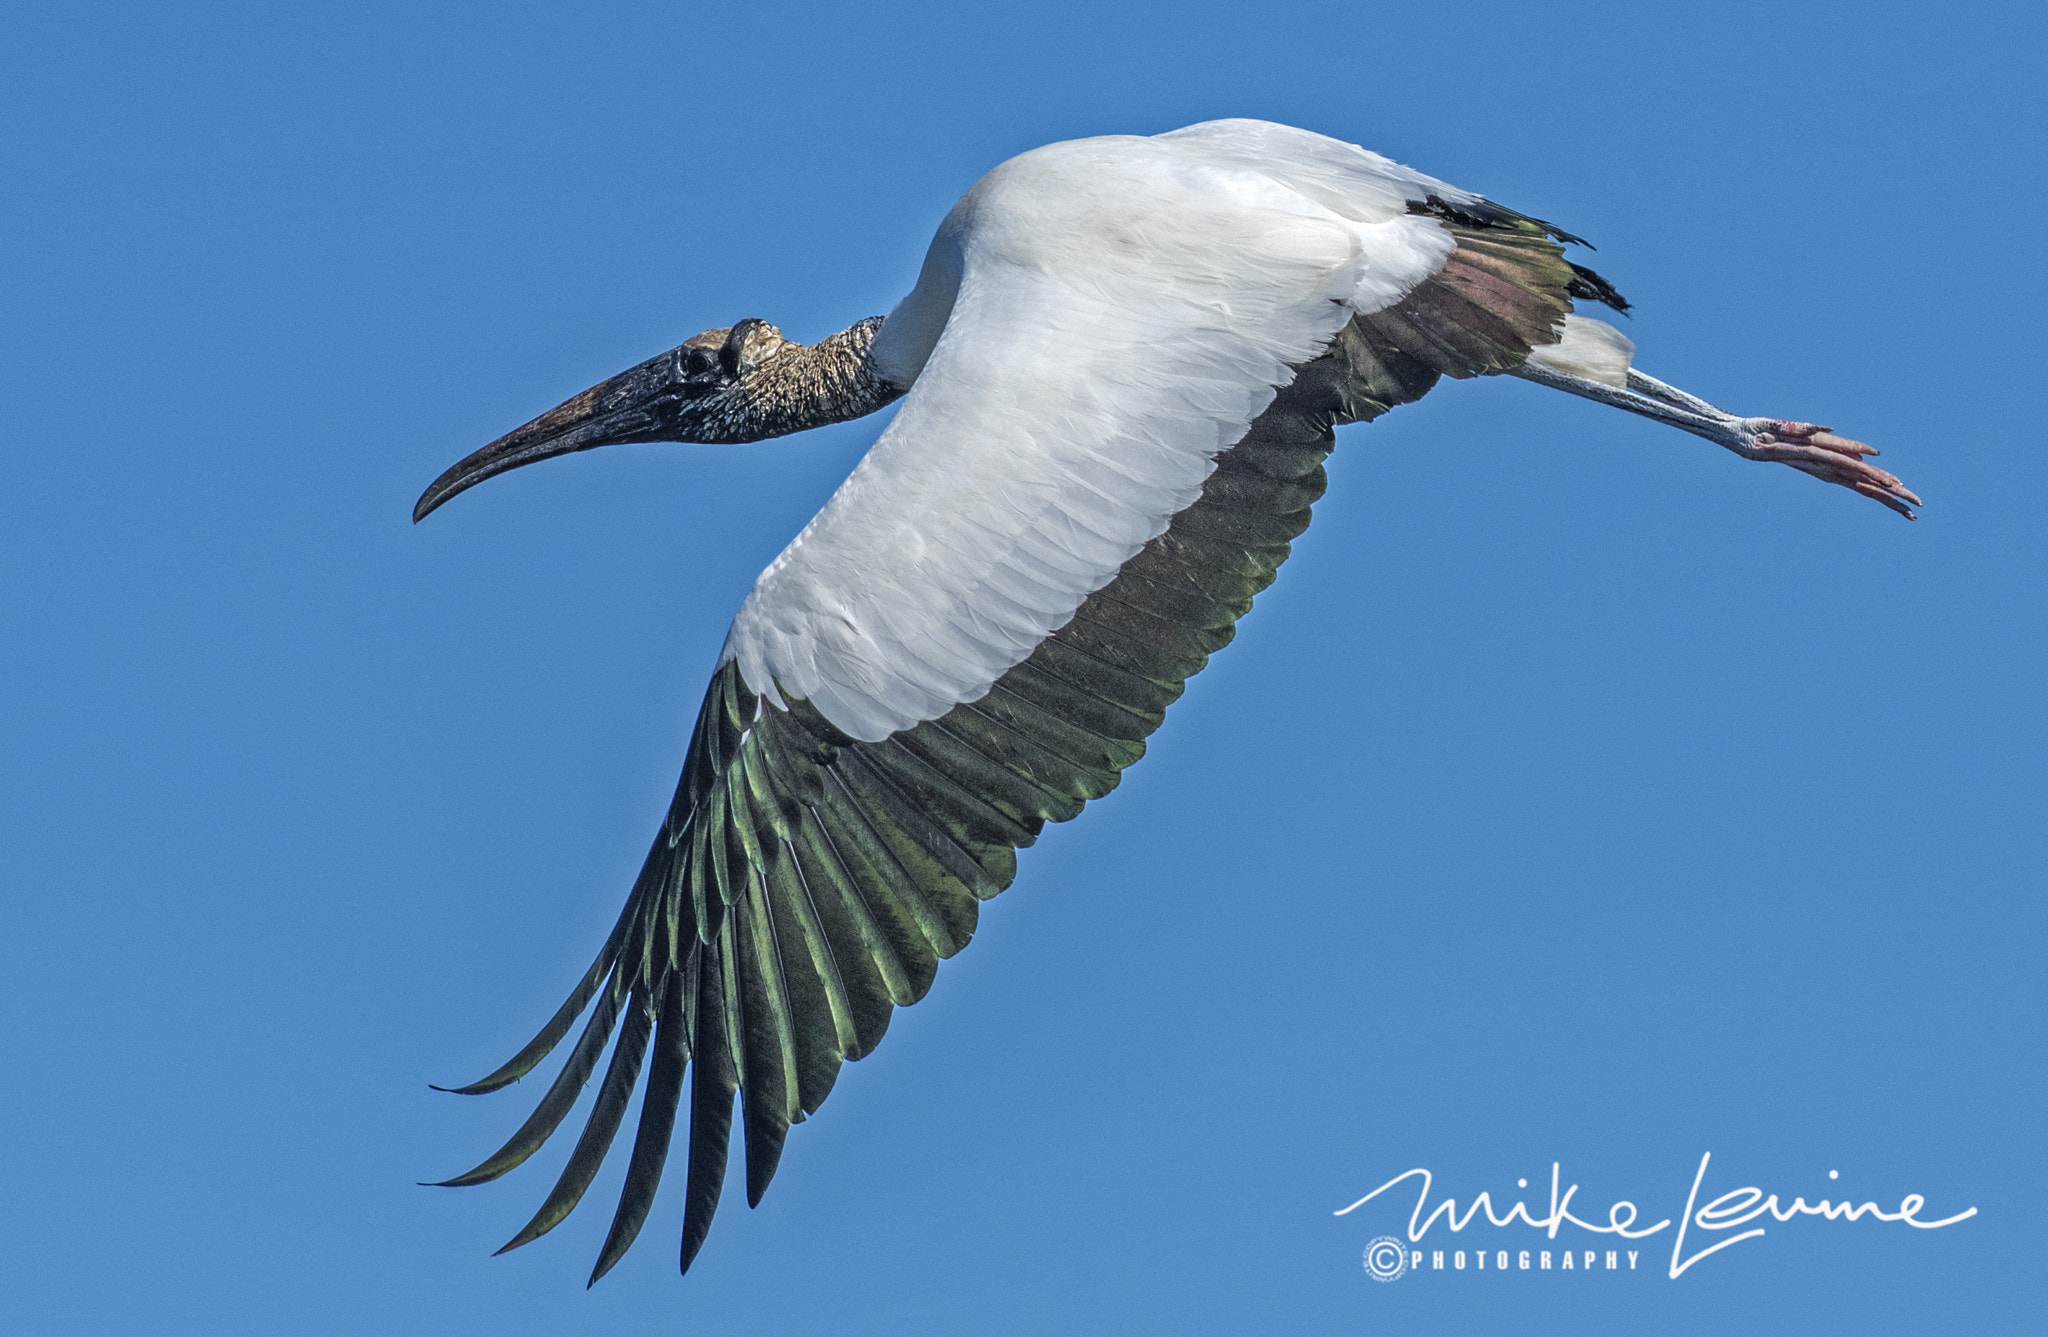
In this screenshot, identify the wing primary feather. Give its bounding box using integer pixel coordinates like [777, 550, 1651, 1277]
[737, 870, 801, 1203]
[494, 982, 657, 1253]
[687, 808, 716, 940]
[708, 784, 741, 913]
[726, 755, 775, 882]
[733, 758, 808, 1121]
[589, 968, 690, 1286]
[429, 877, 646, 1095]
[758, 842, 850, 1115]
[427, 963, 632, 1186]
[793, 804, 917, 1014]
[773, 831, 863, 1054]
[680, 945, 738, 1275]
[716, 917, 748, 1098]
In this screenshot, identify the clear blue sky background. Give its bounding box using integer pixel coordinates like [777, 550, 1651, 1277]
[3, 2, 2041, 1332]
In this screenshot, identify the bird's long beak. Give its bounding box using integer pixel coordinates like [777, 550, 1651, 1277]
[413, 345, 701, 522]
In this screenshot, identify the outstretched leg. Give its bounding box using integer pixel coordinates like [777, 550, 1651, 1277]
[1510, 362, 1921, 519]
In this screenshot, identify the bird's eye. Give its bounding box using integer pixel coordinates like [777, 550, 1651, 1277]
[683, 347, 718, 378]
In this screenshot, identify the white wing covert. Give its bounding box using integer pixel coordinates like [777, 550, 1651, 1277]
[723, 129, 1459, 741]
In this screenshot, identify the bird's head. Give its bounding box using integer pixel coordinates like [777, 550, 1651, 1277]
[414, 317, 878, 522]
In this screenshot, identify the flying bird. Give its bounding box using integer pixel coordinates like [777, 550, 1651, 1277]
[415, 119, 1918, 1284]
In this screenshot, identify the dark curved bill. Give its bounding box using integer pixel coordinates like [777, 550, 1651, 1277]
[413, 344, 701, 522]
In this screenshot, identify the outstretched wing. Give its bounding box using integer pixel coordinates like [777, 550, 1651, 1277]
[432, 126, 1617, 1283]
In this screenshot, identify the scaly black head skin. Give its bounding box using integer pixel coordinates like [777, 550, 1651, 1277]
[414, 315, 897, 522]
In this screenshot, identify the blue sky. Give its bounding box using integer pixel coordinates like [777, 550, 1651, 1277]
[2, 1, 2041, 1332]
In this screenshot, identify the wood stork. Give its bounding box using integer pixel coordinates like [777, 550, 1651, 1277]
[414, 119, 1919, 1285]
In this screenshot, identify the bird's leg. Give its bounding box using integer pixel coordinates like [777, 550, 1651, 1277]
[1508, 362, 1921, 519]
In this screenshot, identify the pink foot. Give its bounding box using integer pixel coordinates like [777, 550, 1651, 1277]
[1742, 420, 1922, 520]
